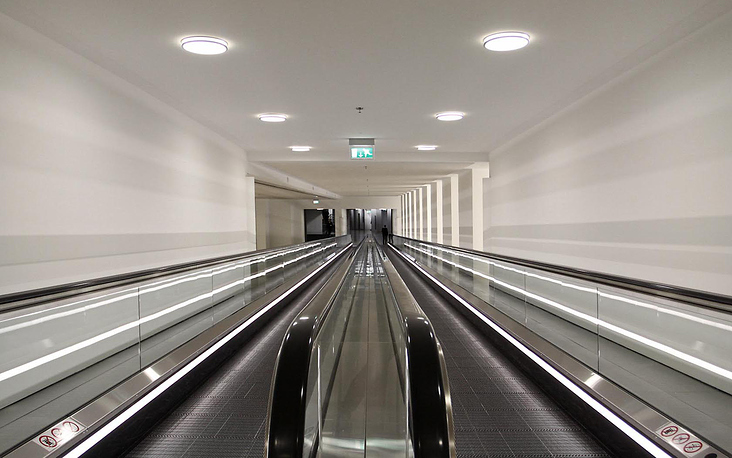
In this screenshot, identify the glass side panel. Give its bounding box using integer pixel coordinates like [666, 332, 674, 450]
[0, 236, 350, 455]
[393, 235, 732, 453]
[304, 239, 410, 458]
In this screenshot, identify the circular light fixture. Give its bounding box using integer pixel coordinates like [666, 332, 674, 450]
[180, 36, 229, 55]
[313, 198, 320, 204]
[416, 145, 438, 151]
[483, 31, 530, 52]
[290, 146, 311, 152]
[435, 111, 465, 122]
[258, 113, 288, 123]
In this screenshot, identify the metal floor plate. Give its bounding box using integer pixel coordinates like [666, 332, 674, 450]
[125, 262, 341, 458]
[388, 251, 612, 458]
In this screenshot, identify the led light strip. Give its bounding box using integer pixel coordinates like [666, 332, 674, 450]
[0, 243, 340, 382]
[404, 243, 732, 381]
[416, 242, 732, 331]
[1, 242, 325, 331]
[211, 243, 336, 297]
[598, 290, 732, 332]
[390, 246, 671, 458]
[64, 243, 351, 458]
[0, 290, 139, 336]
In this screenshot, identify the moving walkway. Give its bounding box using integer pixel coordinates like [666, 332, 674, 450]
[0, 237, 352, 457]
[267, 236, 452, 457]
[388, 235, 731, 458]
[1, 232, 730, 457]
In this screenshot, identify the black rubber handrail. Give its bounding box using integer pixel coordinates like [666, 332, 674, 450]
[0, 236, 351, 311]
[265, 241, 360, 458]
[393, 235, 732, 313]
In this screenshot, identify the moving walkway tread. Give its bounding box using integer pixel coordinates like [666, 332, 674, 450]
[124, 257, 344, 458]
[387, 248, 613, 458]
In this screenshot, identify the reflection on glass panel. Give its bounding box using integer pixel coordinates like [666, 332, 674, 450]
[303, 241, 409, 458]
[0, 346, 139, 454]
[138, 268, 214, 340]
[0, 236, 351, 456]
[0, 286, 141, 411]
[524, 267, 598, 370]
[391, 235, 732, 453]
[140, 307, 213, 367]
[212, 262, 244, 305]
[302, 248, 360, 458]
[598, 286, 732, 396]
[599, 336, 732, 451]
[0, 285, 141, 455]
[375, 250, 410, 458]
[250, 256, 267, 302]
[265, 252, 284, 293]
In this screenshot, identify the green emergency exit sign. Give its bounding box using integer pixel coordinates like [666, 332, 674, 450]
[350, 147, 374, 159]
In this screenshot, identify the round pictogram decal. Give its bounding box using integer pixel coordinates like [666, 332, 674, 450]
[683, 441, 703, 454]
[672, 433, 691, 445]
[63, 421, 81, 432]
[39, 435, 57, 448]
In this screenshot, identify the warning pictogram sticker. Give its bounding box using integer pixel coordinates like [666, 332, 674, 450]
[684, 441, 703, 454]
[672, 433, 690, 445]
[656, 422, 709, 456]
[63, 421, 80, 433]
[38, 435, 57, 449]
[34, 417, 86, 455]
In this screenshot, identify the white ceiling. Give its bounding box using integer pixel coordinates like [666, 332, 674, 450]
[254, 182, 317, 199]
[263, 161, 472, 196]
[0, 0, 720, 196]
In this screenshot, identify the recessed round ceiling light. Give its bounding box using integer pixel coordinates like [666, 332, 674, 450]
[258, 113, 288, 123]
[180, 36, 229, 55]
[416, 145, 438, 151]
[290, 146, 311, 152]
[435, 112, 464, 122]
[483, 31, 530, 52]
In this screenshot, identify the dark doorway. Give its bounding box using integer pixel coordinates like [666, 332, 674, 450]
[346, 208, 393, 245]
[304, 209, 335, 241]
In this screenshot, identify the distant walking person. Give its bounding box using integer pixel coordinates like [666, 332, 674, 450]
[381, 225, 389, 245]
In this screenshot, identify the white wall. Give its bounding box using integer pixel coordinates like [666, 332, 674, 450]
[255, 199, 305, 249]
[486, 10, 732, 296]
[423, 184, 432, 242]
[0, 13, 256, 295]
[393, 204, 402, 237]
[441, 178, 453, 244]
[431, 182, 440, 243]
[337, 209, 347, 236]
[255, 199, 270, 250]
[458, 169, 474, 248]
